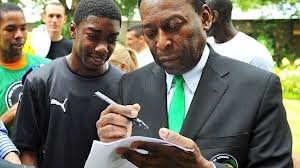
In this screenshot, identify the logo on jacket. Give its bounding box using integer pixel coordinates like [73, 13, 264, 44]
[5, 81, 23, 108]
[210, 153, 238, 168]
[51, 98, 68, 112]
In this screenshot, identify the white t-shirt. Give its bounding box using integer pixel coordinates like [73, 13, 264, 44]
[137, 48, 154, 68]
[207, 32, 274, 72]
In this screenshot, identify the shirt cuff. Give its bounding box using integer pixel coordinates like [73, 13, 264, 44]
[0, 136, 20, 159]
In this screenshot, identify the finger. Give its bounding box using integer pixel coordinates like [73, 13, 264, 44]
[130, 141, 196, 162]
[98, 123, 129, 138]
[98, 112, 131, 128]
[101, 104, 139, 119]
[159, 128, 196, 150]
[159, 128, 211, 166]
[126, 104, 141, 113]
[97, 112, 133, 142]
[116, 147, 159, 168]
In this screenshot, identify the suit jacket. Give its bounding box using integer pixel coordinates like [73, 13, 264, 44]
[118, 48, 293, 167]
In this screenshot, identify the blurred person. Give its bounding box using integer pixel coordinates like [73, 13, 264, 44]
[42, 0, 72, 59]
[96, 0, 293, 167]
[12, 0, 122, 167]
[206, 0, 274, 72]
[109, 43, 138, 72]
[0, 121, 20, 164]
[0, 3, 50, 128]
[126, 24, 153, 68]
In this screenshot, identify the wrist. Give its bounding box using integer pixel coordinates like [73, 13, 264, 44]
[210, 161, 216, 168]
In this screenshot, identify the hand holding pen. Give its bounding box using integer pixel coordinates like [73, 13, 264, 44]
[95, 91, 149, 129]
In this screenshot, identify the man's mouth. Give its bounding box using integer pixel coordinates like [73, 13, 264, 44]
[91, 56, 107, 64]
[12, 43, 24, 49]
[159, 55, 179, 63]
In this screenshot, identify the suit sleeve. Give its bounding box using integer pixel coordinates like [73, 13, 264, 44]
[247, 74, 293, 167]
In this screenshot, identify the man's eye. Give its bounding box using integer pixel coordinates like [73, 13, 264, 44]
[144, 31, 155, 39]
[87, 33, 97, 40]
[21, 27, 27, 31]
[107, 37, 117, 44]
[166, 22, 181, 33]
[5, 27, 15, 32]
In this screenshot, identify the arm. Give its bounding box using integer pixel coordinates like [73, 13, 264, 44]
[0, 121, 21, 164]
[96, 104, 215, 168]
[0, 103, 18, 127]
[20, 151, 38, 167]
[12, 77, 42, 167]
[248, 74, 293, 167]
[4, 152, 21, 164]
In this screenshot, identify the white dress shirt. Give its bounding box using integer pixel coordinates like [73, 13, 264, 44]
[166, 45, 210, 115]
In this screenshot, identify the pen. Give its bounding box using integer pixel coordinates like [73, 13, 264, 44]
[95, 91, 149, 129]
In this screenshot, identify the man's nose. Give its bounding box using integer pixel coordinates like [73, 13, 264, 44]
[156, 29, 171, 50]
[95, 42, 109, 59]
[14, 29, 25, 39]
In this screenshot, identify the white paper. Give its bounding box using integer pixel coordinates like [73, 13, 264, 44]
[84, 136, 193, 168]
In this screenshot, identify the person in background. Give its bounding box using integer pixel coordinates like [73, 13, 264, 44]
[109, 43, 138, 72]
[42, 0, 72, 59]
[96, 0, 293, 167]
[206, 0, 274, 72]
[126, 24, 153, 68]
[0, 122, 34, 168]
[12, 0, 122, 167]
[0, 121, 20, 164]
[0, 3, 50, 128]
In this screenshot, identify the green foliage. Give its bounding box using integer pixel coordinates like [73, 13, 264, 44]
[62, 15, 72, 39]
[256, 34, 275, 56]
[237, 19, 297, 66]
[114, 0, 137, 20]
[234, 0, 297, 10]
[276, 58, 300, 99]
[64, 0, 138, 21]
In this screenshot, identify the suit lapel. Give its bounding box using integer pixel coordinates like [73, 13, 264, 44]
[145, 65, 168, 137]
[180, 52, 229, 139]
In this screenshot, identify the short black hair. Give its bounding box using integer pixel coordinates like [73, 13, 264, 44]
[138, 0, 206, 12]
[73, 0, 122, 26]
[127, 24, 144, 37]
[0, 3, 23, 21]
[206, 0, 232, 22]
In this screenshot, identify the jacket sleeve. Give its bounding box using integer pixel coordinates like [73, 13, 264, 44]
[247, 74, 293, 167]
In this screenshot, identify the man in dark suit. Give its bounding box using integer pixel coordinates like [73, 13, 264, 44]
[96, 0, 293, 167]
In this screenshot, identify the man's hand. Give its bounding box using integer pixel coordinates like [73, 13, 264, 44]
[96, 103, 140, 143]
[116, 128, 214, 168]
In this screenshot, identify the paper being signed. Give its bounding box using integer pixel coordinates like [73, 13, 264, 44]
[84, 136, 193, 168]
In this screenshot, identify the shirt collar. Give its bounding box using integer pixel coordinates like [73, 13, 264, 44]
[166, 45, 210, 93]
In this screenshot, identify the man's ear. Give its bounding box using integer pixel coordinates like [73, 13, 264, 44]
[200, 4, 213, 31]
[42, 13, 46, 23]
[211, 10, 219, 24]
[63, 14, 68, 24]
[70, 22, 76, 39]
[119, 63, 128, 72]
